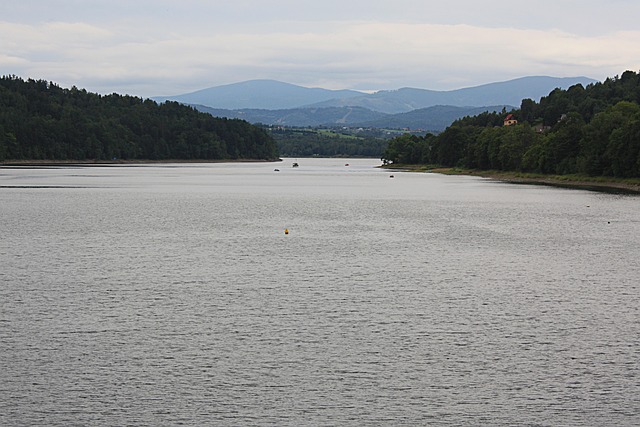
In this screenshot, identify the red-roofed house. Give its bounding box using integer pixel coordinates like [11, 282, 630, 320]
[503, 114, 518, 126]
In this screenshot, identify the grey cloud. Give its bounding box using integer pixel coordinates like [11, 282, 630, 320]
[2, 1, 639, 96]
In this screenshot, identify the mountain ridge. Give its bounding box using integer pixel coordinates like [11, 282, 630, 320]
[191, 105, 388, 128]
[154, 76, 598, 113]
[191, 104, 514, 132]
[353, 105, 513, 131]
[153, 79, 362, 110]
[307, 76, 598, 113]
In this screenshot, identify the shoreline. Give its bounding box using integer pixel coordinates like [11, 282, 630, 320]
[0, 158, 283, 167]
[384, 165, 640, 194]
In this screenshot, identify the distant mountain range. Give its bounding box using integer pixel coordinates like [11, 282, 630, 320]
[192, 105, 388, 128]
[356, 105, 512, 131]
[153, 76, 598, 130]
[153, 79, 361, 110]
[306, 76, 597, 114]
[193, 104, 511, 132]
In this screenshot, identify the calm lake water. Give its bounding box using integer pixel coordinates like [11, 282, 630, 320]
[1, 158, 639, 426]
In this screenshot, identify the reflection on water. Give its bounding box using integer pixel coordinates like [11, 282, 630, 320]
[1, 158, 639, 426]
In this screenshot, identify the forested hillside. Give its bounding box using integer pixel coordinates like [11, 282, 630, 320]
[270, 127, 388, 158]
[0, 76, 278, 161]
[383, 71, 640, 178]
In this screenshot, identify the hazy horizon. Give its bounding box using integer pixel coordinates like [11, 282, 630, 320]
[155, 75, 599, 98]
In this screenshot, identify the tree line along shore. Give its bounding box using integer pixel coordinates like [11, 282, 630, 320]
[0, 76, 279, 162]
[382, 70, 640, 186]
[3, 71, 640, 196]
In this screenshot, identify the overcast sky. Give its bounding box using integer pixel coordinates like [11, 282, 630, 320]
[2, 0, 640, 97]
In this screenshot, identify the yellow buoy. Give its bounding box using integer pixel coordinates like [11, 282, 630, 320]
[284, 228, 289, 235]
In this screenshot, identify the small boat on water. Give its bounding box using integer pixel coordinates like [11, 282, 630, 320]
[292, 162, 299, 168]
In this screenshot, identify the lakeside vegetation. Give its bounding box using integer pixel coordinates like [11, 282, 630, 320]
[384, 164, 640, 193]
[267, 126, 390, 157]
[3, 69, 640, 184]
[382, 70, 640, 180]
[0, 76, 278, 162]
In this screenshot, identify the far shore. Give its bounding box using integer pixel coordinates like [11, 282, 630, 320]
[0, 158, 283, 167]
[383, 164, 640, 194]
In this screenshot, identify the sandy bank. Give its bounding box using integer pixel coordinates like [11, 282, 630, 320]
[385, 165, 640, 194]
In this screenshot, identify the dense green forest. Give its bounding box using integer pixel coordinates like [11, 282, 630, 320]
[268, 126, 389, 157]
[0, 76, 278, 161]
[383, 70, 640, 178]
